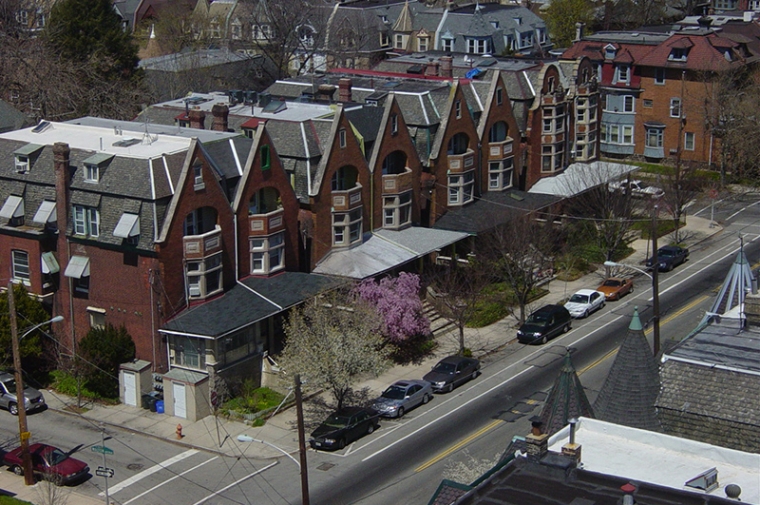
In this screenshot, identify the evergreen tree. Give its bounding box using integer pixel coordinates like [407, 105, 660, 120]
[79, 324, 136, 398]
[543, 0, 593, 49]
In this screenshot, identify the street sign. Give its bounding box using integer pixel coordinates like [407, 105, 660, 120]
[96, 466, 114, 478]
[91, 445, 114, 455]
[20, 431, 30, 441]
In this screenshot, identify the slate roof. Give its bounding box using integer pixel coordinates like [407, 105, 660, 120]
[0, 100, 31, 134]
[433, 190, 559, 234]
[161, 272, 343, 338]
[538, 353, 594, 436]
[593, 308, 662, 432]
[637, 32, 749, 71]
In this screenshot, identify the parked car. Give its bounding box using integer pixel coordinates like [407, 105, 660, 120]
[372, 380, 432, 418]
[646, 245, 690, 272]
[608, 179, 664, 199]
[3, 443, 89, 485]
[596, 277, 634, 301]
[309, 406, 379, 451]
[0, 372, 46, 415]
[423, 356, 480, 393]
[564, 289, 606, 318]
[517, 304, 572, 345]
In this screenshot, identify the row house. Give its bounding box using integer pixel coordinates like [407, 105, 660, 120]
[0, 116, 338, 394]
[561, 25, 759, 166]
[11, 0, 55, 34]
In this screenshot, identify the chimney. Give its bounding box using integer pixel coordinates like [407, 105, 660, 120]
[440, 56, 453, 78]
[525, 417, 549, 460]
[560, 418, 582, 464]
[425, 59, 440, 76]
[575, 22, 585, 42]
[53, 142, 71, 250]
[211, 103, 229, 132]
[339, 78, 352, 103]
[744, 292, 760, 327]
[621, 483, 636, 505]
[189, 108, 206, 129]
[744, 11, 752, 22]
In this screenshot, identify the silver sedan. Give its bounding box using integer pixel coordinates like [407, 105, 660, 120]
[372, 380, 432, 418]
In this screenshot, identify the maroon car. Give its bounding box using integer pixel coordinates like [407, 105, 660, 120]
[4, 443, 89, 485]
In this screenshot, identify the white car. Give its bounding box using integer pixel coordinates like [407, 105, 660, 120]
[607, 179, 664, 199]
[564, 289, 606, 318]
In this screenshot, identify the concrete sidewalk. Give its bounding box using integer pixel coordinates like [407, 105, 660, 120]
[0, 214, 722, 505]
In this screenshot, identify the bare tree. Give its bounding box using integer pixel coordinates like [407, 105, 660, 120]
[480, 215, 556, 325]
[425, 258, 493, 355]
[35, 478, 71, 505]
[279, 289, 390, 411]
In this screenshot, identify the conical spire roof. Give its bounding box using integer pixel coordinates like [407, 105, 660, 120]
[593, 307, 662, 432]
[538, 352, 594, 436]
[702, 248, 753, 323]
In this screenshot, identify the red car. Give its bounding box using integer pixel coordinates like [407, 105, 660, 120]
[4, 443, 89, 485]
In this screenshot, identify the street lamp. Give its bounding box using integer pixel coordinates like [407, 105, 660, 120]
[604, 260, 660, 356]
[7, 282, 64, 485]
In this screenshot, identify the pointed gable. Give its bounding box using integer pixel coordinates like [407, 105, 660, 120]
[593, 307, 663, 432]
[539, 353, 594, 436]
[393, 1, 413, 33]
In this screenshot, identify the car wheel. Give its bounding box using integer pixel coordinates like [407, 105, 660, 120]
[11, 465, 23, 476]
[422, 394, 430, 404]
[583, 309, 589, 318]
[8, 402, 18, 416]
[601, 301, 605, 310]
[337, 438, 346, 450]
[397, 407, 405, 418]
[366, 423, 375, 435]
[471, 370, 478, 380]
[563, 323, 571, 333]
[540, 335, 548, 345]
[447, 383, 454, 393]
[629, 286, 634, 294]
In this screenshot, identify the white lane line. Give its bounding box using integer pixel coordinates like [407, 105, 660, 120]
[123, 456, 219, 505]
[192, 461, 278, 505]
[100, 449, 199, 496]
[727, 200, 760, 221]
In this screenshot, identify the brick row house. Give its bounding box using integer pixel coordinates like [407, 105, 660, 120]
[561, 25, 760, 166]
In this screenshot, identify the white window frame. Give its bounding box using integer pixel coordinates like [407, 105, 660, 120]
[684, 132, 695, 151]
[655, 68, 665, 84]
[670, 98, 681, 118]
[442, 38, 453, 52]
[646, 127, 664, 148]
[448, 170, 475, 205]
[185, 252, 223, 299]
[332, 208, 362, 246]
[383, 191, 412, 229]
[616, 65, 630, 83]
[467, 38, 489, 54]
[12, 250, 30, 284]
[623, 95, 635, 113]
[84, 164, 99, 183]
[488, 158, 514, 190]
[250, 231, 285, 274]
[418, 37, 428, 52]
[73, 205, 99, 237]
[380, 33, 390, 47]
[541, 143, 564, 173]
[395, 34, 405, 49]
[542, 105, 566, 134]
[391, 114, 398, 134]
[339, 128, 347, 148]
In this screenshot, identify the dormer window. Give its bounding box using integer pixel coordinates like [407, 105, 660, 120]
[513, 17, 521, 25]
[13, 143, 43, 173]
[84, 164, 99, 182]
[668, 48, 689, 61]
[82, 153, 112, 184]
[616, 64, 630, 83]
[15, 155, 29, 173]
[491, 21, 499, 29]
[391, 113, 398, 135]
[605, 44, 616, 59]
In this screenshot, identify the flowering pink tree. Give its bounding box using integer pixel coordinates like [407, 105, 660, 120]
[353, 272, 430, 343]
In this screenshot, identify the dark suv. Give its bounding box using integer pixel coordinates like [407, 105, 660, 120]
[517, 304, 572, 345]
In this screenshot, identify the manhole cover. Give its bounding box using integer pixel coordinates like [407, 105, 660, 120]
[127, 464, 144, 471]
[317, 462, 335, 471]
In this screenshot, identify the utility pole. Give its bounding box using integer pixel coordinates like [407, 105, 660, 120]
[100, 425, 110, 505]
[651, 207, 661, 356]
[8, 283, 35, 485]
[294, 374, 310, 505]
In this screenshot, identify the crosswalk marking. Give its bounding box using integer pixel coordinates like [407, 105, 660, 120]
[99, 449, 199, 496]
[123, 456, 219, 505]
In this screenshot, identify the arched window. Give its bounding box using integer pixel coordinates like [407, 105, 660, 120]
[249, 187, 281, 215]
[447, 132, 469, 155]
[331, 166, 359, 191]
[381, 151, 407, 175]
[489, 122, 508, 143]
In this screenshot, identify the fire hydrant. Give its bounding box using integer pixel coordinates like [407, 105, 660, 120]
[176, 424, 183, 440]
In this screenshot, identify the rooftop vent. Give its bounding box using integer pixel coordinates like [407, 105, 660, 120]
[32, 121, 51, 134]
[685, 468, 719, 492]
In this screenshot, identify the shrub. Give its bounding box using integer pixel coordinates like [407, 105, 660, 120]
[221, 385, 285, 416]
[388, 333, 437, 365]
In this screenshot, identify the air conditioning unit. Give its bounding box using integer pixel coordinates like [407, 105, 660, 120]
[188, 286, 201, 297]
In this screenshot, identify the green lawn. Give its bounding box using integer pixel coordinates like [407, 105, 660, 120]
[0, 496, 33, 505]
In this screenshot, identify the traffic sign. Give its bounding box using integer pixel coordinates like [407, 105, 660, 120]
[91, 445, 114, 455]
[96, 466, 114, 478]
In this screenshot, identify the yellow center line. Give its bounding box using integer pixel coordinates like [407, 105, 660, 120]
[414, 418, 504, 473]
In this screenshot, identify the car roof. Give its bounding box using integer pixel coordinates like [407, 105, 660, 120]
[392, 380, 425, 387]
[534, 304, 567, 313]
[572, 289, 601, 296]
[438, 355, 472, 364]
[335, 406, 369, 415]
[0, 372, 13, 381]
[660, 245, 681, 250]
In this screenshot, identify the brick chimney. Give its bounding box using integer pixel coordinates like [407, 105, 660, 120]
[211, 104, 229, 132]
[440, 56, 453, 78]
[560, 418, 582, 464]
[338, 78, 352, 103]
[189, 108, 206, 129]
[53, 142, 71, 238]
[525, 417, 549, 460]
[425, 59, 439, 76]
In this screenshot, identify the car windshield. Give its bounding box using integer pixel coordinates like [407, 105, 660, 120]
[568, 294, 589, 304]
[602, 280, 621, 287]
[47, 449, 68, 466]
[526, 313, 550, 326]
[2, 379, 17, 394]
[323, 414, 350, 428]
[659, 249, 675, 257]
[432, 362, 456, 374]
[382, 386, 406, 400]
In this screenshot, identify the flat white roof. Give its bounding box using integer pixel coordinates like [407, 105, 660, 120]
[0, 121, 194, 159]
[548, 417, 759, 503]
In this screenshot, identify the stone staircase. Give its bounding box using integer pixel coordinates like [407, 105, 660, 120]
[423, 299, 455, 336]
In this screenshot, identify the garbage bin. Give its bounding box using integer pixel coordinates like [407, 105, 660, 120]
[141, 394, 153, 410]
[155, 400, 164, 414]
[148, 391, 162, 412]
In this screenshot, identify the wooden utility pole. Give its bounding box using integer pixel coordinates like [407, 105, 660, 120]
[294, 374, 310, 505]
[8, 283, 35, 485]
[651, 208, 661, 356]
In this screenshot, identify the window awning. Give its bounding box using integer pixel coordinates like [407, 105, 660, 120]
[82, 153, 114, 166]
[0, 195, 24, 219]
[13, 143, 43, 156]
[113, 213, 140, 238]
[64, 255, 90, 278]
[33, 200, 57, 224]
[41, 252, 59, 274]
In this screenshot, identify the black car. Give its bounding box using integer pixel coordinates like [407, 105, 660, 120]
[646, 245, 689, 272]
[309, 406, 379, 451]
[517, 304, 572, 345]
[423, 356, 480, 393]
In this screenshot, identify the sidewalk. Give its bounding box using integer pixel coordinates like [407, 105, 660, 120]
[0, 215, 723, 505]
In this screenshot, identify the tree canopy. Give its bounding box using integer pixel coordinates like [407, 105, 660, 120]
[0, 284, 51, 366]
[543, 0, 593, 48]
[78, 324, 136, 398]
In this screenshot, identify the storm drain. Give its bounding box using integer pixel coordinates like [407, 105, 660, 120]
[127, 463, 144, 471]
[317, 462, 335, 471]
